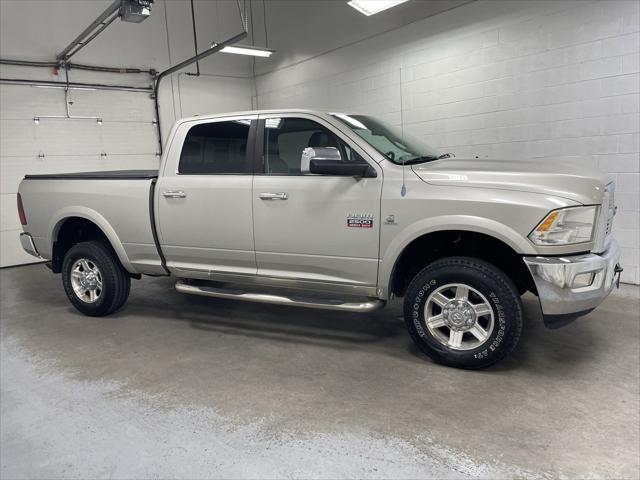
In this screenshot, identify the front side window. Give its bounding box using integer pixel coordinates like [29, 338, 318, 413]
[331, 114, 442, 165]
[179, 119, 252, 174]
[263, 117, 368, 175]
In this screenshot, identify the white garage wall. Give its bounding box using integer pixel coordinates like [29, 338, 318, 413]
[0, 83, 160, 266]
[0, 0, 254, 267]
[254, 0, 640, 285]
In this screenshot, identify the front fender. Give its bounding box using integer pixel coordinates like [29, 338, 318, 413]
[49, 206, 136, 273]
[377, 215, 535, 299]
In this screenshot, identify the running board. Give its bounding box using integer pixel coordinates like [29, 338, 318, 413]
[175, 280, 385, 313]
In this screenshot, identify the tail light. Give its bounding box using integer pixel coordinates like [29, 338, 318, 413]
[17, 193, 27, 226]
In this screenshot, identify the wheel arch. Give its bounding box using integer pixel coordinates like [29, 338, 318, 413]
[48, 207, 134, 274]
[380, 216, 536, 299]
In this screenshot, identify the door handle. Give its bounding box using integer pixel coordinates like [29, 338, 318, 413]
[163, 190, 187, 198]
[259, 192, 288, 200]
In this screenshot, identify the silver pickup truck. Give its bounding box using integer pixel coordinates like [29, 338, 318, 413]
[17, 109, 622, 369]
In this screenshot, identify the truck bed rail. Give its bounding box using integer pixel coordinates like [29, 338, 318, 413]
[24, 170, 158, 180]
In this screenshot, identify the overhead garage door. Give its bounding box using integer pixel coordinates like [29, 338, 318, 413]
[0, 83, 160, 267]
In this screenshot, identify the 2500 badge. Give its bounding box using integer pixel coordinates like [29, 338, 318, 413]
[347, 213, 373, 228]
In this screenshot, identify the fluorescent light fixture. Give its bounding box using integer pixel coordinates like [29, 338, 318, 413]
[219, 45, 275, 57]
[347, 0, 409, 16]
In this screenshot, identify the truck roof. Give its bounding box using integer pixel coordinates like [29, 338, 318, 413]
[177, 109, 347, 124]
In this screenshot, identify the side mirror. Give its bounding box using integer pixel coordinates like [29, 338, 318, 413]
[300, 147, 376, 178]
[301, 147, 341, 174]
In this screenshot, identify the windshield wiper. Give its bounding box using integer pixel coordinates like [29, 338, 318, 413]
[401, 152, 455, 165]
[402, 156, 439, 165]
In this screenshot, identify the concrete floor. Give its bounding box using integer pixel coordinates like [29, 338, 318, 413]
[1, 264, 639, 479]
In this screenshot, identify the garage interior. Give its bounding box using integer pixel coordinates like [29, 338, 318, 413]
[1, 0, 639, 478]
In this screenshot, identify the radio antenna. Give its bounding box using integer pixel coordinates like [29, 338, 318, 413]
[399, 66, 407, 197]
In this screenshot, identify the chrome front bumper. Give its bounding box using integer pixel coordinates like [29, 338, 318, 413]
[524, 238, 622, 328]
[20, 232, 41, 258]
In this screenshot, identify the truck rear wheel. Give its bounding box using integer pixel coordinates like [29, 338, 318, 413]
[62, 240, 131, 317]
[403, 256, 522, 369]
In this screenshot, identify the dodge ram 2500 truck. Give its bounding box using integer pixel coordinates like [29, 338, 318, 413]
[17, 109, 622, 369]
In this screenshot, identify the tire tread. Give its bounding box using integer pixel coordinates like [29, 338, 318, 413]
[62, 240, 130, 317]
[403, 256, 523, 369]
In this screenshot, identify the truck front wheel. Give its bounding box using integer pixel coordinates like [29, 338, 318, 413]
[62, 240, 131, 317]
[403, 256, 523, 369]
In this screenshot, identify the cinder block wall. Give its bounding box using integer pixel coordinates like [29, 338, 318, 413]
[255, 0, 639, 284]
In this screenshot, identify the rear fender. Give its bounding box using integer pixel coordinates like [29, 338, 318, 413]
[49, 206, 136, 273]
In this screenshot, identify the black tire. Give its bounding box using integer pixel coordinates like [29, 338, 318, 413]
[403, 256, 522, 369]
[62, 240, 131, 317]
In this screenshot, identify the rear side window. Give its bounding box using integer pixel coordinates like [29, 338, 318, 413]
[179, 120, 252, 174]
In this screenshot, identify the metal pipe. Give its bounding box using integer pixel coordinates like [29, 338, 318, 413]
[0, 58, 155, 75]
[19, 67, 91, 124]
[69, 63, 156, 75]
[0, 58, 58, 68]
[60, 12, 120, 62]
[0, 78, 153, 93]
[153, 84, 162, 154]
[155, 30, 247, 84]
[189, 0, 200, 76]
[33, 67, 102, 122]
[35, 114, 102, 121]
[153, 30, 247, 153]
[56, 0, 121, 62]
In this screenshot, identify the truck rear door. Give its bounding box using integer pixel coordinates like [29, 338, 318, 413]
[155, 115, 257, 278]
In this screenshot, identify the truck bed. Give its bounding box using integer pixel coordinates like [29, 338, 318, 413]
[19, 172, 165, 275]
[24, 170, 158, 180]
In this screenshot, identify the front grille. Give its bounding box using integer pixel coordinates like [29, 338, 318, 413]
[592, 182, 616, 253]
[604, 183, 615, 237]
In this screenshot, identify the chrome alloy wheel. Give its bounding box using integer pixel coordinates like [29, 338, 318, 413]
[424, 283, 494, 351]
[70, 258, 103, 303]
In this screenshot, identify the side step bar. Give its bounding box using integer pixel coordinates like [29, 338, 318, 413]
[175, 280, 385, 313]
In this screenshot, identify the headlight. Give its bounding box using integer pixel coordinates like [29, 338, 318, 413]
[529, 206, 597, 246]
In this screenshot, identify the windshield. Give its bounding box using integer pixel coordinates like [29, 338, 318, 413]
[331, 114, 442, 165]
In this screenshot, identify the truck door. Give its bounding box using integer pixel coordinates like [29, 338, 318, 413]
[252, 114, 382, 291]
[156, 115, 257, 278]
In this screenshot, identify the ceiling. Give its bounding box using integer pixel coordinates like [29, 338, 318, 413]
[0, 0, 472, 76]
[246, 0, 473, 75]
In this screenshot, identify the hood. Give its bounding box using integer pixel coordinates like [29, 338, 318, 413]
[412, 158, 610, 205]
